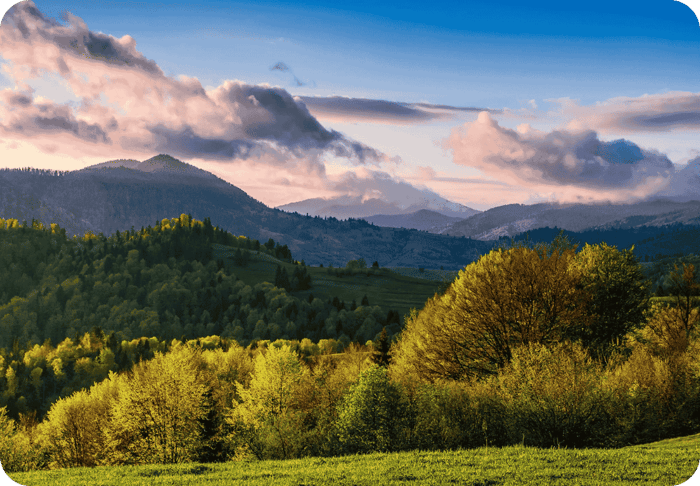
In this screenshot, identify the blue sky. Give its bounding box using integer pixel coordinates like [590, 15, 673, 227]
[1, 0, 699, 210]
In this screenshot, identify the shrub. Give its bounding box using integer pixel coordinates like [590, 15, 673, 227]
[492, 342, 610, 448]
[0, 407, 44, 472]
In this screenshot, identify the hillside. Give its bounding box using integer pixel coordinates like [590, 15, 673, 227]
[0, 158, 491, 270]
[363, 209, 466, 232]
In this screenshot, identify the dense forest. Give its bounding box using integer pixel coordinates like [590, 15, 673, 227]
[1, 215, 699, 474]
[0, 215, 399, 350]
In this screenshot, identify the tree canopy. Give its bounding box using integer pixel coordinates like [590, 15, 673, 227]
[393, 239, 651, 381]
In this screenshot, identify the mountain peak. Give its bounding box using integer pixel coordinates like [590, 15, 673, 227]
[138, 154, 190, 172]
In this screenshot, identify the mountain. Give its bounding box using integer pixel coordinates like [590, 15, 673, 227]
[364, 209, 466, 232]
[441, 199, 700, 240]
[0, 155, 492, 269]
[277, 195, 480, 219]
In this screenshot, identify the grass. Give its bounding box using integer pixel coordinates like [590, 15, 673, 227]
[211, 244, 444, 322]
[8, 433, 700, 485]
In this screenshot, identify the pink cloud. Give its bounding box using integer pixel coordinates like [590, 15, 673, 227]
[0, 1, 384, 165]
[444, 111, 676, 204]
[554, 91, 700, 134]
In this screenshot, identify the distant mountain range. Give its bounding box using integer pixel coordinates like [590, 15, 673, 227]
[364, 209, 466, 233]
[2, 154, 700, 268]
[439, 199, 700, 240]
[277, 195, 480, 219]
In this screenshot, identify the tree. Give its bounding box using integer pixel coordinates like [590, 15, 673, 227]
[568, 243, 651, 358]
[226, 345, 310, 460]
[644, 263, 700, 356]
[668, 263, 700, 340]
[109, 344, 209, 464]
[274, 265, 291, 291]
[335, 365, 406, 454]
[370, 327, 391, 367]
[392, 242, 591, 381]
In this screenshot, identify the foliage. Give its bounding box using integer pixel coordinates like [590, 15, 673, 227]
[108, 344, 210, 464]
[335, 365, 407, 454]
[492, 342, 610, 448]
[569, 243, 651, 358]
[0, 406, 45, 473]
[393, 242, 590, 380]
[226, 345, 311, 460]
[37, 372, 122, 468]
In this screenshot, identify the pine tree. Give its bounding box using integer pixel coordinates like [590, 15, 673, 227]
[370, 327, 391, 367]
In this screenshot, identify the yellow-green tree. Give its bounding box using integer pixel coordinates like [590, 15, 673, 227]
[393, 242, 590, 381]
[569, 243, 650, 357]
[109, 344, 209, 464]
[37, 372, 122, 468]
[227, 344, 310, 460]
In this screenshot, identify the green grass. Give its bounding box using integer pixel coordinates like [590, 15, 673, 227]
[8, 433, 700, 485]
[212, 244, 444, 322]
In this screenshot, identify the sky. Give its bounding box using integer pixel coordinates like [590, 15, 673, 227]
[1, 0, 700, 210]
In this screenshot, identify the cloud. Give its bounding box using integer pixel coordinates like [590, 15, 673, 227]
[446, 111, 675, 198]
[299, 95, 499, 125]
[0, 88, 112, 143]
[0, 2, 384, 165]
[554, 91, 700, 133]
[270, 61, 308, 87]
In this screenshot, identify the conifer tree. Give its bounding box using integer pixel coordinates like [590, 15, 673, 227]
[371, 327, 391, 367]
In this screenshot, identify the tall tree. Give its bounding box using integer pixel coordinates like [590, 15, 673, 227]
[370, 327, 391, 367]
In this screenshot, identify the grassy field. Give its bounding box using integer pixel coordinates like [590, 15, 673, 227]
[7, 433, 699, 485]
[212, 244, 445, 322]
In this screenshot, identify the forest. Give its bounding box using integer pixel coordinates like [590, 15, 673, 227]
[1, 215, 699, 473]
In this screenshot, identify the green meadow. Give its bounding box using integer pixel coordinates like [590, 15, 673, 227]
[8, 433, 699, 486]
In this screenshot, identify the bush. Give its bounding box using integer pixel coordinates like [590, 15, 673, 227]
[0, 407, 44, 472]
[493, 342, 610, 448]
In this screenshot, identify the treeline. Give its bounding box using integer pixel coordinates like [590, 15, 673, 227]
[0, 168, 69, 176]
[506, 224, 700, 264]
[2, 330, 699, 472]
[0, 331, 347, 423]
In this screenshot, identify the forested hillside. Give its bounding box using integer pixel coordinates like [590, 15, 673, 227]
[0, 214, 405, 351]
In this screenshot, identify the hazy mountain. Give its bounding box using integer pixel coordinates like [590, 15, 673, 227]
[277, 195, 480, 219]
[0, 155, 492, 269]
[364, 209, 466, 232]
[441, 199, 700, 240]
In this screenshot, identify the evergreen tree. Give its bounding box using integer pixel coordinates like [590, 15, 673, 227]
[275, 265, 291, 291]
[370, 327, 391, 367]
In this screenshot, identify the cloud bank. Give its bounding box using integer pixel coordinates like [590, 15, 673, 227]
[446, 112, 676, 203]
[555, 91, 700, 134]
[0, 1, 384, 166]
[299, 96, 499, 125]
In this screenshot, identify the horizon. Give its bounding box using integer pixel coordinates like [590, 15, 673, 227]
[1, 1, 700, 211]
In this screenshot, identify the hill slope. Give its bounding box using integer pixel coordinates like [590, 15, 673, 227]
[0, 157, 491, 269]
